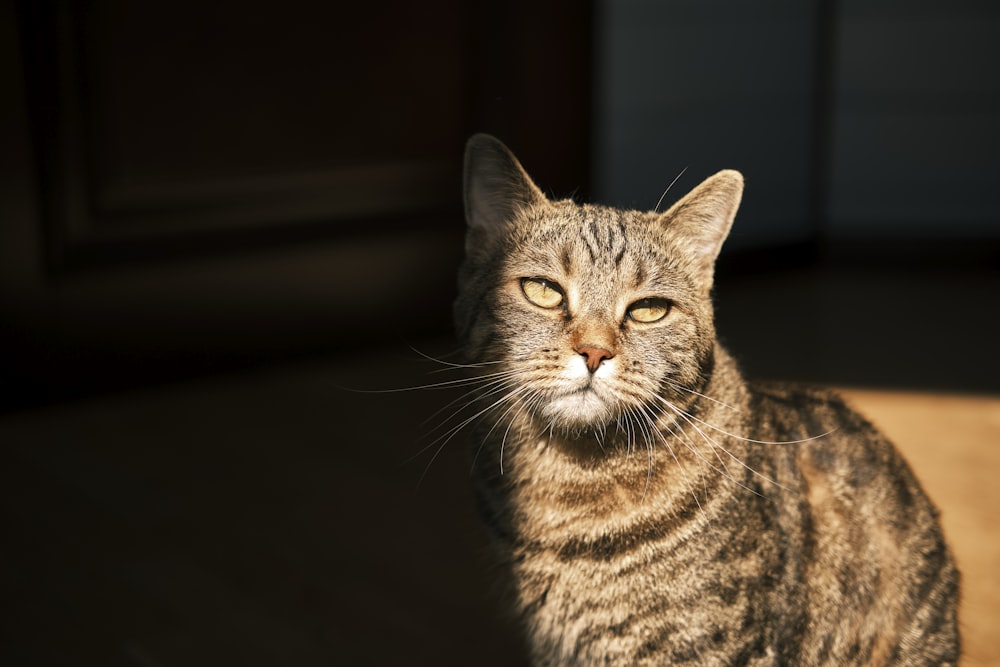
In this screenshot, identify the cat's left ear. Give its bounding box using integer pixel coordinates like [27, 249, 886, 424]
[658, 169, 744, 286]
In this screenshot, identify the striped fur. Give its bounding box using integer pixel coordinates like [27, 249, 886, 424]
[456, 134, 959, 666]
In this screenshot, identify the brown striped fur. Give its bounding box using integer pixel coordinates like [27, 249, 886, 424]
[455, 134, 959, 665]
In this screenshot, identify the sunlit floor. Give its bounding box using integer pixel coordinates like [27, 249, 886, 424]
[840, 388, 1000, 665]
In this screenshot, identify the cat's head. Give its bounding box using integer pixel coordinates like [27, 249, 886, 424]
[455, 134, 742, 433]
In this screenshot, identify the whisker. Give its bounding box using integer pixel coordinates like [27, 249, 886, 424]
[655, 397, 788, 494]
[659, 377, 740, 413]
[413, 382, 529, 484]
[624, 405, 656, 502]
[480, 386, 537, 475]
[419, 372, 527, 430]
[498, 392, 543, 474]
[469, 385, 540, 474]
[654, 166, 689, 213]
[427, 359, 509, 374]
[403, 343, 501, 369]
[632, 387, 767, 495]
[347, 367, 524, 395]
[633, 398, 705, 512]
[659, 396, 835, 446]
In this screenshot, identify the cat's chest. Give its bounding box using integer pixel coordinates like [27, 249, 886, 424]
[504, 466, 781, 666]
[500, 436, 737, 575]
[506, 438, 678, 531]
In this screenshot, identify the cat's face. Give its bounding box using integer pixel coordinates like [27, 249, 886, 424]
[456, 135, 743, 434]
[483, 204, 713, 432]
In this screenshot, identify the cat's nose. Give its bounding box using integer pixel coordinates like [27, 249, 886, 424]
[576, 345, 614, 373]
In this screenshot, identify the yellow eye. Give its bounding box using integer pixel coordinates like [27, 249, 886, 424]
[521, 278, 564, 309]
[628, 298, 671, 323]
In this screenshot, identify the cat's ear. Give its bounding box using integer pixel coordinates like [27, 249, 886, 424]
[658, 170, 744, 285]
[463, 134, 548, 241]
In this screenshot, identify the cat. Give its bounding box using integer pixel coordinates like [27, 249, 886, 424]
[453, 133, 960, 666]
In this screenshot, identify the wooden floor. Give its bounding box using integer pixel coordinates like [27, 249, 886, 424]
[839, 389, 1000, 666]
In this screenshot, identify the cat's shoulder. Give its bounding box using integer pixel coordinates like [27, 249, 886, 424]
[746, 380, 905, 475]
[749, 380, 853, 412]
[746, 380, 879, 436]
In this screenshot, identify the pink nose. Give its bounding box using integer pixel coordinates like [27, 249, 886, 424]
[576, 345, 614, 373]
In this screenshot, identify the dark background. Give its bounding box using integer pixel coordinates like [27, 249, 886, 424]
[2, 0, 592, 409]
[1, 1, 998, 665]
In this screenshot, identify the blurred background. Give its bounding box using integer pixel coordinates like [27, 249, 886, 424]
[3, 0, 998, 406]
[1, 0, 997, 665]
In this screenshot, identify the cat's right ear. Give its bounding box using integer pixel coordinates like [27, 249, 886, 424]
[463, 134, 548, 246]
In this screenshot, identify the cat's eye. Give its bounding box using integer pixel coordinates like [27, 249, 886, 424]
[521, 278, 564, 309]
[628, 298, 671, 323]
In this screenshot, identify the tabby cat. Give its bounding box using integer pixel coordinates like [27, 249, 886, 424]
[453, 134, 960, 665]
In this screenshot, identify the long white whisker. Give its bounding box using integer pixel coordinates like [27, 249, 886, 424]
[404, 344, 505, 370]
[656, 397, 788, 494]
[657, 394, 835, 446]
[480, 386, 537, 475]
[632, 386, 767, 494]
[624, 405, 656, 502]
[349, 367, 524, 395]
[469, 385, 542, 473]
[497, 392, 541, 474]
[654, 166, 689, 213]
[659, 377, 740, 413]
[420, 372, 527, 430]
[414, 382, 529, 484]
[634, 398, 705, 512]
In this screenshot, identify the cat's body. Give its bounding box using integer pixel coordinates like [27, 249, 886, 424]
[455, 134, 959, 666]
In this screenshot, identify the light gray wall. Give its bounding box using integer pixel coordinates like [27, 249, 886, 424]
[593, 0, 820, 250]
[828, 0, 1000, 237]
[594, 0, 1000, 246]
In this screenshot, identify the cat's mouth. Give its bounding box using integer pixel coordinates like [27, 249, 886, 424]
[541, 385, 617, 429]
